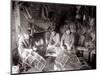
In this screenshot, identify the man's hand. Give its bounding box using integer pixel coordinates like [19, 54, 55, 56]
[21, 49, 32, 60]
[24, 49, 32, 54]
[32, 46, 37, 51]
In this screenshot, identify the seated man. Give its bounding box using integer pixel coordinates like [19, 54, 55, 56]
[18, 30, 47, 72]
[17, 29, 33, 72]
[18, 34, 33, 58]
[46, 25, 60, 57]
[60, 25, 75, 54]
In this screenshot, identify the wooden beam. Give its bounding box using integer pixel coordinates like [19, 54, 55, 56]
[14, 2, 21, 41]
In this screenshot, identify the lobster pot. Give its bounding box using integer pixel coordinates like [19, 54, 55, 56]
[24, 51, 46, 72]
[65, 54, 81, 70]
[55, 52, 70, 70]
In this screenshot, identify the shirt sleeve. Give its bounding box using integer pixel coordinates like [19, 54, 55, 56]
[18, 36, 25, 57]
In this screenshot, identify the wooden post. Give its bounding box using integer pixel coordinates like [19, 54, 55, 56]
[14, 2, 21, 41]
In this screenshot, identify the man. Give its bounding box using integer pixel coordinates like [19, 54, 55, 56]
[60, 25, 75, 54]
[18, 29, 33, 60]
[46, 25, 60, 57]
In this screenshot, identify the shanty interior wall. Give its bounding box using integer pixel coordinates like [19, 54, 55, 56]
[11, 2, 76, 51]
[11, 2, 95, 51]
